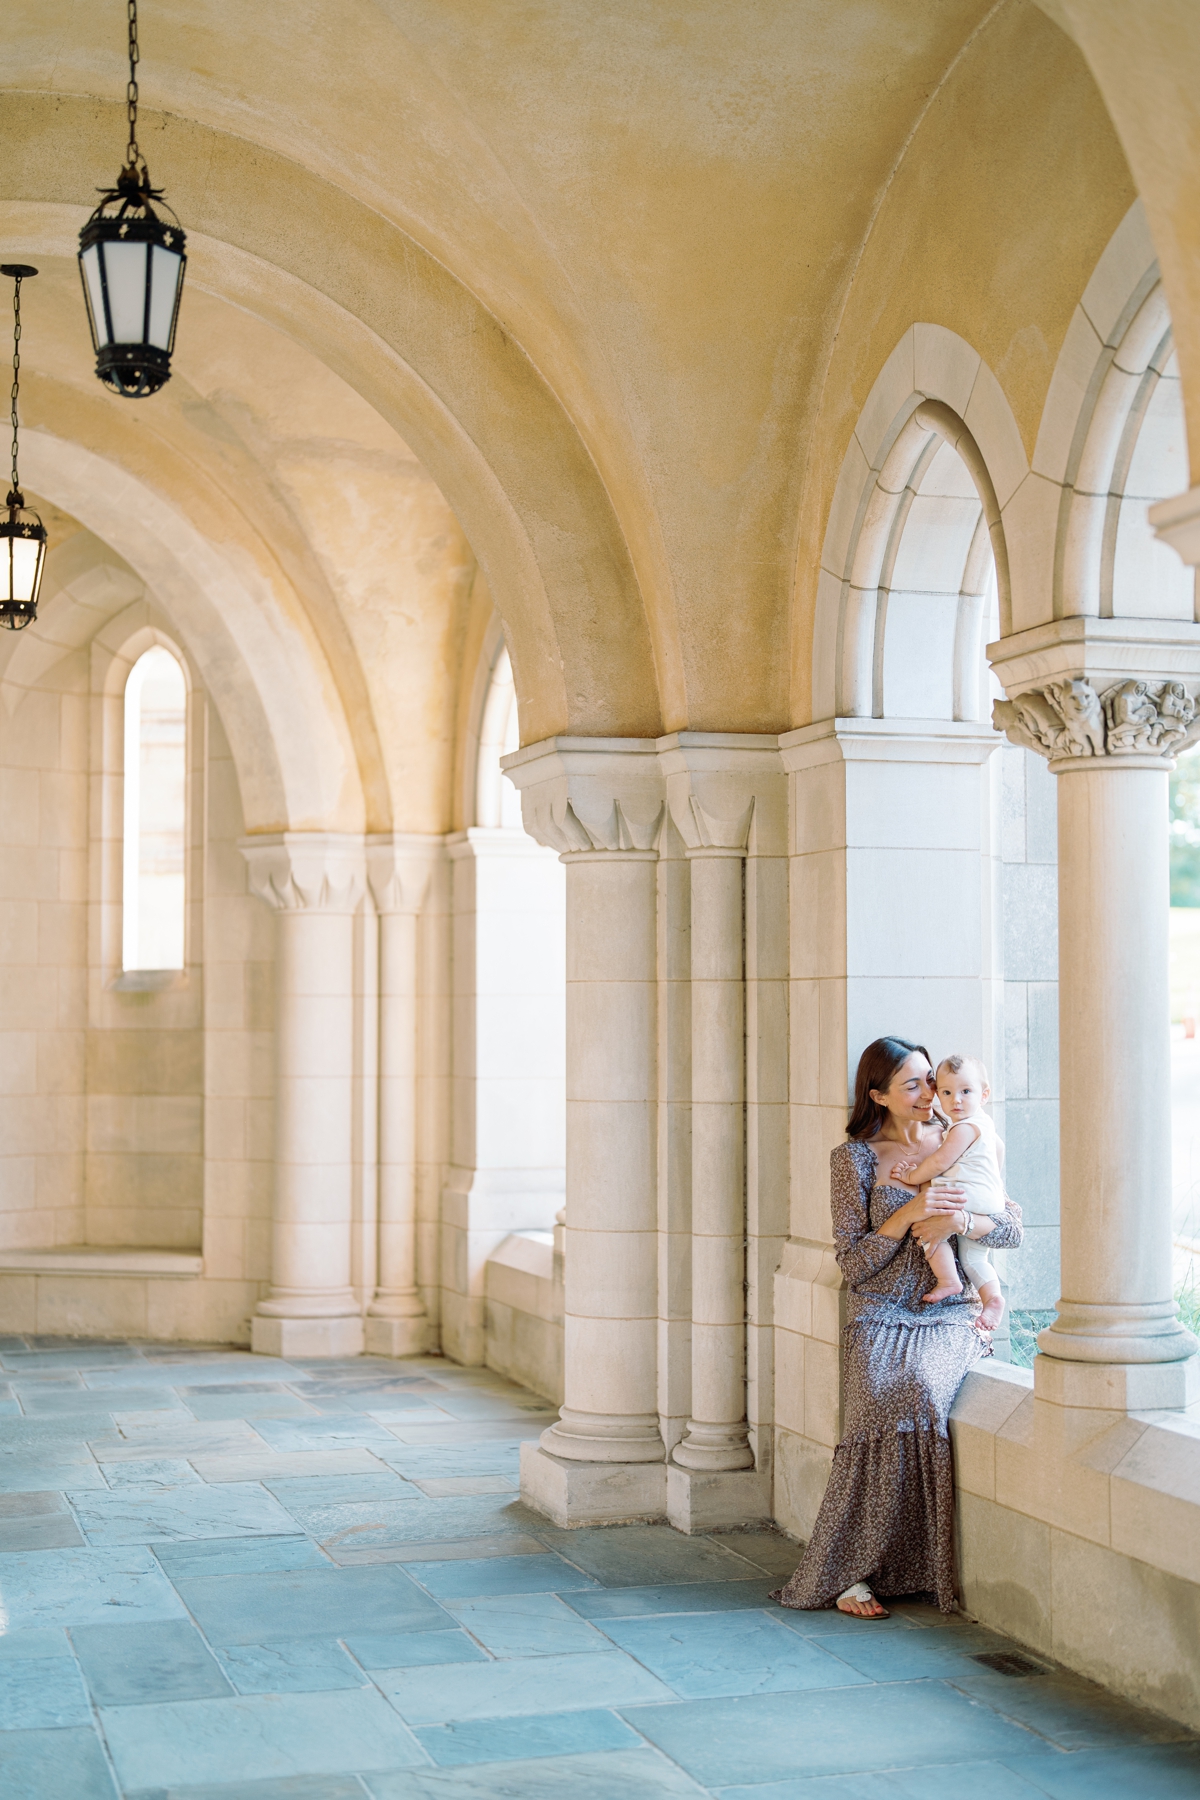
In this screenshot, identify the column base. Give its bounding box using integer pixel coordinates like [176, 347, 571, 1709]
[519, 1442, 667, 1526]
[251, 1313, 365, 1359]
[364, 1313, 433, 1358]
[672, 1420, 755, 1472]
[1034, 1353, 1200, 1411]
[666, 1462, 771, 1534]
[539, 1408, 665, 1464]
[1038, 1302, 1198, 1366]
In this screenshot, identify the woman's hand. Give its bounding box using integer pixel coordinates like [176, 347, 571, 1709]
[878, 1183, 967, 1244]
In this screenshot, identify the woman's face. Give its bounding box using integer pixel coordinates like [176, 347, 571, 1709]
[872, 1052, 936, 1125]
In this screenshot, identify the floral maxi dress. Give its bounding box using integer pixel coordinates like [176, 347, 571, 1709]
[771, 1139, 1023, 1613]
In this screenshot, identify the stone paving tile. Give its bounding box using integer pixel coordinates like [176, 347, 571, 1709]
[0, 1335, 1192, 1800]
[68, 1481, 299, 1545]
[362, 1747, 709, 1797]
[0, 1724, 119, 1799]
[72, 1620, 233, 1705]
[99, 1689, 426, 1789]
[413, 1706, 643, 1767]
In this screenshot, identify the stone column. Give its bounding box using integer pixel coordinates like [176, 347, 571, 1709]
[363, 836, 442, 1358]
[660, 735, 782, 1529]
[241, 833, 366, 1359]
[503, 737, 668, 1526]
[991, 627, 1200, 1407]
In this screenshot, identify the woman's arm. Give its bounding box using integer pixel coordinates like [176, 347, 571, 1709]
[972, 1198, 1023, 1250]
[830, 1145, 907, 1287]
[892, 1120, 979, 1187]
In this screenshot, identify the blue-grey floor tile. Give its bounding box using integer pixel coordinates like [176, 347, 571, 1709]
[0, 1627, 71, 1660]
[0, 1401, 21, 1417]
[361, 1746, 709, 1797]
[708, 1532, 807, 1579]
[153, 1535, 327, 1577]
[0, 1455, 107, 1493]
[100, 1687, 426, 1788]
[948, 1669, 1191, 1749]
[382, 1424, 537, 1447]
[770, 1603, 931, 1637]
[251, 1417, 400, 1450]
[289, 1494, 537, 1549]
[564, 1578, 782, 1620]
[72, 1619, 232, 1704]
[0, 1512, 85, 1551]
[622, 1681, 1044, 1787]
[993, 1743, 1200, 1798]
[0, 1654, 91, 1728]
[181, 1394, 321, 1422]
[409, 1476, 516, 1498]
[714, 1758, 1058, 1798]
[599, 1609, 874, 1699]
[346, 1628, 488, 1669]
[262, 1473, 418, 1506]
[415, 1706, 642, 1767]
[0, 1724, 119, 1799]
[378, 1446, 522, 1480]
[68, 1481, 299, 1546]
[803, 1623, 1013, 1680]
[407, 1553, 600, 1599]
[533, 1524, 765, 1589]
[15, 1387, 175, 1417]
[448, 1593, 609, 1658]
[174, 1562, 453, 1644]
[0, 1544, 188, 1628]
[215, 1638, 366, 1693]
[99, 1459, 201, 1490]
[125, 1778, 368, 1800]
[378, 1649, 673, 1723]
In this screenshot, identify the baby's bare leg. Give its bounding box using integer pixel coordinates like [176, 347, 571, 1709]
[922, 1235, 963, 1303]
[974, 1279, 1005, 1333]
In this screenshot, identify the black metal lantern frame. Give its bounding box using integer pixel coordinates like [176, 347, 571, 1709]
[0, 265, 46, 632]
[78, 1, 186, 399]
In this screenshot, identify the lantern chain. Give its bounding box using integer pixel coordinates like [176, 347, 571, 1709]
[126, 0, 141, 175]
[9, 274, 21, 499]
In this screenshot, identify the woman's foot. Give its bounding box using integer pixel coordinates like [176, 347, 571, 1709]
[921, 1279, 963, 1304]
[835, 1582, 889, 1619]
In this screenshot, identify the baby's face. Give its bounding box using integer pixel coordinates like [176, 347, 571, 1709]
[938, 1070, 989, 1120]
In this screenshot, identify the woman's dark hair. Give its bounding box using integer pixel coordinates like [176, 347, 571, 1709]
[846, 1036, 933, 1140]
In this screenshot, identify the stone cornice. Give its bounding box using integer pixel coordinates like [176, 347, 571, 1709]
[240, 832, 367, 914]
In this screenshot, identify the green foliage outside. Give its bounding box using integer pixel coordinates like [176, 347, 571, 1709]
[1171, 747, 1200, 906]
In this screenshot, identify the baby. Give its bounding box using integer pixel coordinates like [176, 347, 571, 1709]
[892, 1053, 1006, 1333]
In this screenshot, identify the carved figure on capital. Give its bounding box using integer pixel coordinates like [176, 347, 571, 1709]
[994, 676, 1198, 763]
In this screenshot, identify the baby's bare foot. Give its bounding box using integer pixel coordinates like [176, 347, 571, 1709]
[921, 1280, 963, 1304]
[975, 1293, 1005, 1333]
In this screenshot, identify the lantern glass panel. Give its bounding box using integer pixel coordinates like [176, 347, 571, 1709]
[80, 244, 108, 349]
[8, 535, 42, 602]
[104, 240, 149, 344]
[148, 245, 182, 350]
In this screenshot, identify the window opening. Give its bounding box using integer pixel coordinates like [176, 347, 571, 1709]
[122, 645, 187, 971]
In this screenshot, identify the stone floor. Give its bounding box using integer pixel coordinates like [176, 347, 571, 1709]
[0, 1338, 1196, 1799]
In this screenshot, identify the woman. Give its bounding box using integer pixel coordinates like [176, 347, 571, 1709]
[771, 1036, 1023, 1620]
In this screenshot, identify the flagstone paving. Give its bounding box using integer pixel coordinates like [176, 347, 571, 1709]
[0, 1337, 1195, 1799]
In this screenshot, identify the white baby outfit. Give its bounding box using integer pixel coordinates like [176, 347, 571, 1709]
[931, 1110, 1006, 1291]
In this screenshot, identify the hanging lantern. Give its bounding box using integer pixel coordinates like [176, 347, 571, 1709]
[78, 0, 186, 399]
[0, 265, 46, 632]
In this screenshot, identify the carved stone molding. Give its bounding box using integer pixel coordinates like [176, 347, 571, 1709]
[240, 832, 367, 913]
[993, 677, 1199, 765]
[657, 732, 785, 859]
[501, 737, 665, 857]
[365, 833, 444, 915]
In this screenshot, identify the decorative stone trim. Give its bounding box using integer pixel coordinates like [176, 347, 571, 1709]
[993, 677, 1198, 763]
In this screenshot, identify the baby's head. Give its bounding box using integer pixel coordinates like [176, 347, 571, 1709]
[936, 1054, 990, 1121]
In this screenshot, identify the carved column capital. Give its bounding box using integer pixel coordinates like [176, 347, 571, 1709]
[988, 619, 1200, 770]
[656, 732, 785, 857]
[365, 833, 444, 915]
[501, 737, 665, 857]
[239, 832, 367, 913]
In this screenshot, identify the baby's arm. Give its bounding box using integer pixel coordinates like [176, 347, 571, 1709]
[893, 1120, 980, 1186]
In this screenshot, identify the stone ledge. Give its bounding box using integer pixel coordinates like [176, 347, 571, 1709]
[0, 1246, 203, 1277]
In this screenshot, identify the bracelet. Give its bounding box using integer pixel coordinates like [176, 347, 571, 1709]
[959, 1209, 970, 1235]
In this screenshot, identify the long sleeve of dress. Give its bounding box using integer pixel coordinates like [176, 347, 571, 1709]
[830, 1142, 905, 1289]
[977, 1200, 1023, 1250]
